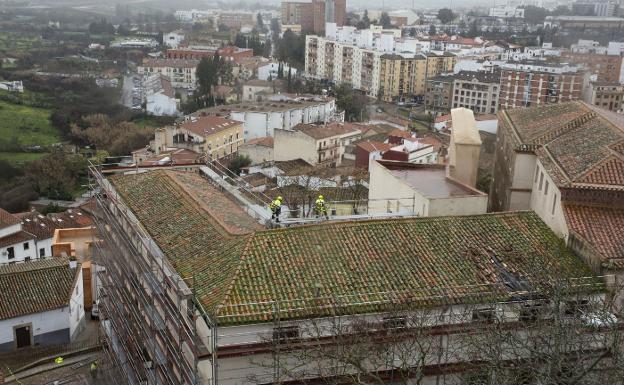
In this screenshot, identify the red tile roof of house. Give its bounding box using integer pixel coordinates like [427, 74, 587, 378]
[356, 141, 393, 153]
[16, 211, 61, 240]
[110, 169, 600, 325]
[0, 208, 20, 230]
[0, 257, 79, 320]
[564, 204, 624, 263]
[139, 148, 202, 166]
[503, 101, 624, 190]
[388, 129, 412, 139]
[0, 230, 35, 248]
[179, 115, 242, 138]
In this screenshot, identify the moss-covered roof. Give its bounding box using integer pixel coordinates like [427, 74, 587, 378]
[110, 170, 601, 326]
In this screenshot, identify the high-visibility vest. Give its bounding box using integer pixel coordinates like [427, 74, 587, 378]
[91, 362, 98, 370]
[269, 199, 281, 210]
[55, 357, 64, 364]
[315, 199, 325, 208]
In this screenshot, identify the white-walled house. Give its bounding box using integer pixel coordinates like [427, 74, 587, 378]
[0, 258, 84, 351]
[144, 74, 180, 116]
[0, 209, 59, 265]
[163, 30, 185, 48]
[257, 62, 297, 81]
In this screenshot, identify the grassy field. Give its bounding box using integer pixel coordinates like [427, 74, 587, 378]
[0, 99, 59, 147]
[0, 32, 45, 56]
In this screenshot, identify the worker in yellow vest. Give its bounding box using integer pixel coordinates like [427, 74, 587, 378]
[55, 356, 64, 364]
[269, 196, 283, 223]
[315, 195, 329, 219]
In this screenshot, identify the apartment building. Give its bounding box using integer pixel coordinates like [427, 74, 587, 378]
[150, 115, 244, 161]
[274, 122, 361, 166]
[281, 0, 345, 34]
[561, 51, 623, 83]
[490, 101, 624, 275]
[498, 61, 584, 109]
[425, 75, 454, 114]
[452, 70, 501, 114]
[138, 58, 199, 89]
[94, 166, 608, 385]
[379, 54, 427, 102]
[218, 12, 255, 29]
[166, 46, 253, 62]
[306, 33, 455, 98]
[583, 81, 624, 112]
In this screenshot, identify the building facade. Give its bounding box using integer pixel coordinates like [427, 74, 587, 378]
[379, 54, 427, 102]
[425, 75, 454, 114]
[561, 51, 623, 83]
[498, 63, 584, 109]
[582, 82, 624, 112]
[138, 59, 199, 89]
[452, 70, 501, 114]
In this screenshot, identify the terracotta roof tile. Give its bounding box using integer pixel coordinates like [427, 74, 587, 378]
[0, 230, 35, 248]
[0, 257, 78, 320]
[356, 141, 393, 153]
[105, 168, 601, 326]
[564, 204, 624, 261]
[179, 115, 242, 138]
[0, 208, 20, 229]
[16, 211, 61, 240]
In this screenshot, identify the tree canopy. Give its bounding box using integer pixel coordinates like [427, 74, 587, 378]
[437, 8, 455, 24]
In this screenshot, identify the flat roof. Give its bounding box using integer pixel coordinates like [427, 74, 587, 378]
[380, 162, 484, 199]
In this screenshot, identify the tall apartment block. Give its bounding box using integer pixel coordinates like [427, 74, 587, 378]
[281, 0, 345, 34]
[498, 61, 584, 109]
[306, 33, 455, 100]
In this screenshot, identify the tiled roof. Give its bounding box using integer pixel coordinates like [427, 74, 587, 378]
[49, 208, 94, 229]
[295, 122, 361, 140]
[179, 115, 242, 138]
[388, 129, 412, 139]
[356, 141, 393, 153]
[564, 204, 624, 262]
[243, 136, 274, 148]
[0, 208, 20, 230]
[0, 230, 35, 248]
[16, 211, 60, 240]
[0, 258, 78, 320]
[109, 170, 598, 325]
[504, 101, 624, 189]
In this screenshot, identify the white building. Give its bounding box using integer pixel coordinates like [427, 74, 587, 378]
[257, 62, 298, 81]
[200, 97, 341, 140]
[144, 74, 180, 116]
[163, 30, 185, 48]
[489, 6, 525, 18]
[0, 257, 85, 351]
[0, 209, 59, 265]
[138, 58, 199, 89]
[110, 38, 159, 49]
[274, 122, 362, 167]
[0, 80, 24, 93]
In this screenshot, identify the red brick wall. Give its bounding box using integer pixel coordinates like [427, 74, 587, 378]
[355, 146, 370, 169]
[382, 150, 409, 162]
[499, 70, 582, 109]
[562, 52, 623, 83]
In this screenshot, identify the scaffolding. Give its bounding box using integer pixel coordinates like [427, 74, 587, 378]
[90, 163, 209, 385]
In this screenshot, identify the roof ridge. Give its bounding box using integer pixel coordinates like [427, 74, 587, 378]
[532, 109, 597, 146]
[0, 257, 69, 275]
[215, 236, 255, 316]
[252, 210, 537, 235]
[577, 154, 624, 185]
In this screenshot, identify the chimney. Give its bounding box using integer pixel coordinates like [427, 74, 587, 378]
[448, 108, 482, 188]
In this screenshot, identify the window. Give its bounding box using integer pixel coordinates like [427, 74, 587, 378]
[7, 247, 14, 260]
[472, 308, 496, 322]
[538, 172, 544, 190]
[383, 316, 407, 331]
[551, 194, 557, 215]
[534, 167, 539, 182]
[273, 326, 299, 342]
[39, 248, 45, 258]
[544, 181, 549, 195]
[23, 242, 29, 250]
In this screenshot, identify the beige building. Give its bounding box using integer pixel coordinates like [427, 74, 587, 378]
[583, 81, 624, 113]
[242, 79, 276, 102]
[379, 54, 427, 102]
[238, 136, 274, 165]
[274, 122, 361, 167]
[138, 58, 199, 89]
[452, 70, 501, 115]
[425, 52, 456, 79]
[151, 115, 244, 161]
